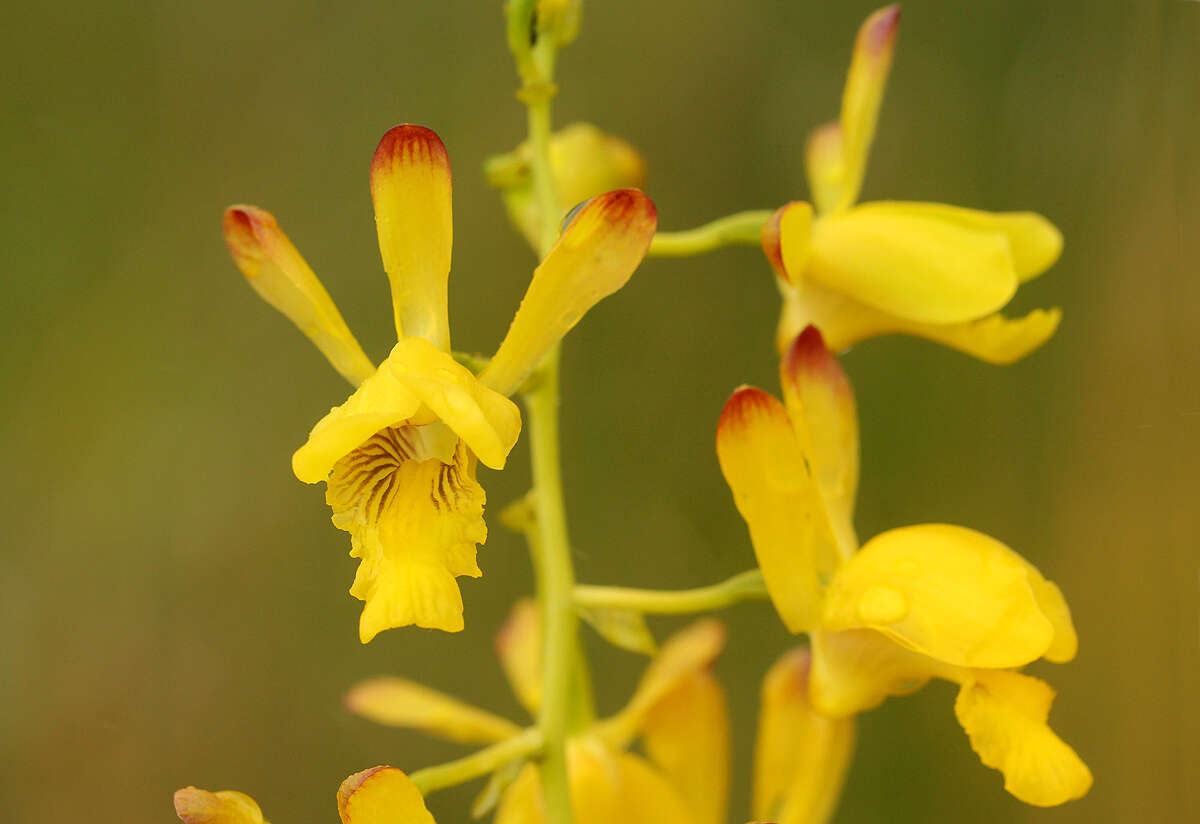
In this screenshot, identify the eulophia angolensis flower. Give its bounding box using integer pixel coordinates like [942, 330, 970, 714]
[762, 5, 1064, 364]
[716, 326, 1091, 807]
[222, 125, 656, 640]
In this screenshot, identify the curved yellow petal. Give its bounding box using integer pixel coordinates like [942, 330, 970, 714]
[809, 202, 1019, 325]
[601, 619, 726, 746]
[775, 281, 1061, 365]
[716, 387, 840, 632]
[808, 628, 947, 718]
[495, 741, 695, 824]
[834, 5, 901, 211]
[878, 202, 1063, 282]
[495, 598, 543, 717]
[223, 205, 375, 386]
[293, 337, 520, 482]
[486, 123, 647, 251]
[344, 676, 521, 743]
[337, 766, 436, 824]
[779, 326, 859, 555]
[752, 647, 855, 824]
[823, 524, 1056, 668]
[954, 671, 1092, 806]
[480, 189, 657, 396]
[328, 438, 485, 639]
[804, 122, 845, 217]
[778, 201, 813, 285]
[370, 125, 453, 349]
[641, 671, 730, 824]
[174, 788, 267, 824]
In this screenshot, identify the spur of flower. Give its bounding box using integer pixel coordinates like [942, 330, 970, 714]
[223, 124, 656, 641]
[716, 326, 1091, 806]
[761, 5, 1063, 364]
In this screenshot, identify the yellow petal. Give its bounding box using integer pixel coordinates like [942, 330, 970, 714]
[495, 598, 543, 716]
[641, 671, 731, 824]
[804, 122, 845, 217]
[778, 201, 814, 285]
[954, 671, 1092, 806]
[486, 123, 647, 251]
[370, 125, 453, 349]
[337, 766, 436, 824]
[223, 206, 375, 386]
[344, 676, 521, 743]
[879, 203, 1063, 283]
[775, 281, 1061, 365]
[174, 788, 267, 824]
[779, 326, 859, 555]
[835, 5, 901, 211]
[808, 628, 948, 718]
[479, 190, 657, 396]
[495, 740, 695, 824]
[823, 524, 1056, 668]
[293, 337, 520, 482]
[327, 438, 486, 639]
[715, 387, 840, 632]
[752, 648, 855, 824]
[601, 619, 727, 746]
[809, 202, 1019, 324]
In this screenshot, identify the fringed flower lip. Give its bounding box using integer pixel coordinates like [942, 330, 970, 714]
[716, 326, 1091, 806]
[223, 124, 657, 642]
[763, 5, 1064, 365]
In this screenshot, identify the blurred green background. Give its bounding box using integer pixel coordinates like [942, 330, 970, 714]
[2, 1, 1196, 821]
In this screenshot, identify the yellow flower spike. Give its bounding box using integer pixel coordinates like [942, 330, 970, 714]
[496, 598, 543, 716]
[954, 670, 1093, 806]
[337, 767, 436, 824]
[753, 648, 855, 824]
[715, 387, 840, 632]
[370, 124, 454, 350]
[485, 123, 647, 251]
[174, 788, 268, 824]
[222, 205, 375, 386]
[495, 739, 695, 824]
[779, 326, 859, 555]
[479, 189, 658, 396]
[834, 4, 901, 212]
[641, 670, 731, 824]
[600, 618, 727, 746]
[344, 676, 523, 744]
[822, 524, 1062, 668]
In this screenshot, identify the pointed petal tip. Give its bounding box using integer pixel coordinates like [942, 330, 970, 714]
[592, 187, 658, 234]
[862, 5, 902, 56]
[222, 204, 275, 265]
[717, 385, 777, 434]
[781, 325, 852, 397]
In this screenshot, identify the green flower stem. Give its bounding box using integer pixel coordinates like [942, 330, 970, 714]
[574, 568, 769, 614]
[514, 11, 585, 824]
[648, 210, 775, 257]
[409, 728, 543, 796]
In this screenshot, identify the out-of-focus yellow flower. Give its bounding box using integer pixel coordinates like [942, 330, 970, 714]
[486, 122, 647, 250]
[345, 611, 729, 824]
[761, 6, 1063, 364]
[174, 788, 270, 824]
[224, 125, 656, 641]
[716, 326, 1091, 806]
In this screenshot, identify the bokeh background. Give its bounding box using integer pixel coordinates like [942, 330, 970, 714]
[2, 1, 1196, 821]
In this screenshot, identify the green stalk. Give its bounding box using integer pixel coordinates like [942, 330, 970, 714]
[648, 209, 775, 256]
[409, 728, 543, 796]
[574, 568, 768, 614]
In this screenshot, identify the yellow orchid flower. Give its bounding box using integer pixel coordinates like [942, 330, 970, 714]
[716, 326, 1091, 806]
[486, 122, 648, 251]
[761, 5, 1063, 364]
[174, 766, 437, 824]
[223, 124, 657, 641]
